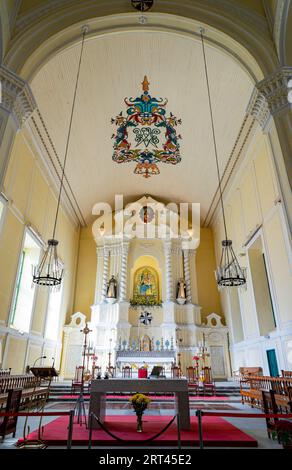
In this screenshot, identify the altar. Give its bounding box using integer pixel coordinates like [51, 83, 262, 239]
[89, 378, 191, 430]
[61, 196, 231, 381]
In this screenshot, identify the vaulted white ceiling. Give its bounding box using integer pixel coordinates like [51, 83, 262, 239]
[31, 31, 253, 225]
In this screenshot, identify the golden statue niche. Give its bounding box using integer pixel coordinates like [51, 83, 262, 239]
[133, 266, 159, 304]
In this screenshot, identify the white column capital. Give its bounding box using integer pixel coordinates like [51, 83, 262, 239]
[0, 65, 36, 128]
[247, 66, 292, 131]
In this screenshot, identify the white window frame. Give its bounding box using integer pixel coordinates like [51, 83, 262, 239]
[9, 226, 42, 333]
[44, 276, 64, 342]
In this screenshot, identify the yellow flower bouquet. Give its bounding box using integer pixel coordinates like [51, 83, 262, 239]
[129, 393, 151, 432]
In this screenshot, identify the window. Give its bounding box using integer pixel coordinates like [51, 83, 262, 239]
[45, 285, 63, 341]
[0, 196, 6, 232]
[10, 230, 42, 333]
[248, 236, 276, 336]
[0, 199, 4, 222]
[229, 288, 244, 343]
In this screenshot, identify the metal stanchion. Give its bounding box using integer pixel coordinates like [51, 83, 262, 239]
[67, 409, 74, 449]
[88, 412, 93, 449]
[176, 413, 181, 450]
[196, 409, 204, 449]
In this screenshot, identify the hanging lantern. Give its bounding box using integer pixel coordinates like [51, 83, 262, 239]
[215, 240, 246, 289]
[200, 28, 246, 289]
[32, 26, 88, 290]
[32, 239, 63, 290]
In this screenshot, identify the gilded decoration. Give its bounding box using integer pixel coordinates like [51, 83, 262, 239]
[132, 266, 159, 305]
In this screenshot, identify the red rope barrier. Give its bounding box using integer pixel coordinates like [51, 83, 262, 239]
[200, 411, 292, 419]
[0, 411, 71, 417]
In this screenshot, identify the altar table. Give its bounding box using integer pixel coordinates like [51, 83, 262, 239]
[89, 378, 190, 430]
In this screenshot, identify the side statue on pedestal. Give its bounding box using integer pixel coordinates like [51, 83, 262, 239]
[107, 275, 118, 304]
[176, 278, 186, 305]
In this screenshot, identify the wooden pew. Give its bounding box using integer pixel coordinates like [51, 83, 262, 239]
[239, 366, 263, 377]
[0, 374, 49, 411]
[240, 375, 292, 411]
[281, 370, 292, 378]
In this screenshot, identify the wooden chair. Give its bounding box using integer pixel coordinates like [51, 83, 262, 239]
[202, 367, 216, 396]
[186, 366, 199, 395]
[91, 365, 101, 379]
[171, 366, 181, 379]
[122, 366, 132, 378]
[262, 389, 292, 442]
[0, 388, 22, 441]
[0, 369, 11, 377]
[71, 366, 84, 394]
[106, 366, 116, 378]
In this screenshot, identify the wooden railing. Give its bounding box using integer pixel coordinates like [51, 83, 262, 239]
[240, 375, 292, 411]
[0, 369, 11, 377]
[0, 374, 41, 393]
[0, 374, 49, 410]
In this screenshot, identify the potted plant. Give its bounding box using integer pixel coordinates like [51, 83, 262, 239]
[129, 393, 151, 432]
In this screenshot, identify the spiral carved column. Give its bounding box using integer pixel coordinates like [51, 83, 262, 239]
[101, 247, 110, 302]
[119, 241, 129, 302]
[183, 249, 192, 304]
[164, 240, 174, 301]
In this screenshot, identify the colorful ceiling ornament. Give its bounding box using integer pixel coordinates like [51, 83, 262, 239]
[111, 76, 182, 178]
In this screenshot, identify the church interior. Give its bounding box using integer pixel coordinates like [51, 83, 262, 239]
[0, 0, 292, 453]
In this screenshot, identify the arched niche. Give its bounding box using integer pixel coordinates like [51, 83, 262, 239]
[130, 254, 162, 302]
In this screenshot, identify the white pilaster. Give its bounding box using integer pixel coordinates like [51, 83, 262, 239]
[183, 249, 192, 304]
[119, 240, 130, 302]
[164, 240, 174, 302]
[101, 246, 110, 303]
[189, 249, 198, 304]
[246, 66, 292, 232]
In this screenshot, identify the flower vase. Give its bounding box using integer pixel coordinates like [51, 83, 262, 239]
[136, 413, 143, 432]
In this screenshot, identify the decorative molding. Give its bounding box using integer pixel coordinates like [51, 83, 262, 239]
[247, 67, 292, 130]
[15, 0, 77, 31]
[29, 110, 86, 226]
[273, 0, 290, 64]
[0, 65, 36, 127]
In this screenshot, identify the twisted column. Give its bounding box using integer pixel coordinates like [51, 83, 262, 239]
[164, 240, 173, 301]
[183, 249, 192, 304]
[119, 241, 129, 302]
[101, 247, 110, 302]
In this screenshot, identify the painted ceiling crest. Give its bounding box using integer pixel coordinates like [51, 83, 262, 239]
[111, 76, 182, 178]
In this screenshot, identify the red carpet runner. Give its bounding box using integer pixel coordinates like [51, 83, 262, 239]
[19, 415, 257, 447]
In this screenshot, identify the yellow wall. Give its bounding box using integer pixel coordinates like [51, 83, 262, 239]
[213, 128, 292, 346]
[196, 228, 223, 322]
[0, 131, 79, 372]
[5, 336, 27, 374]
[73, 225, 96, 320]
